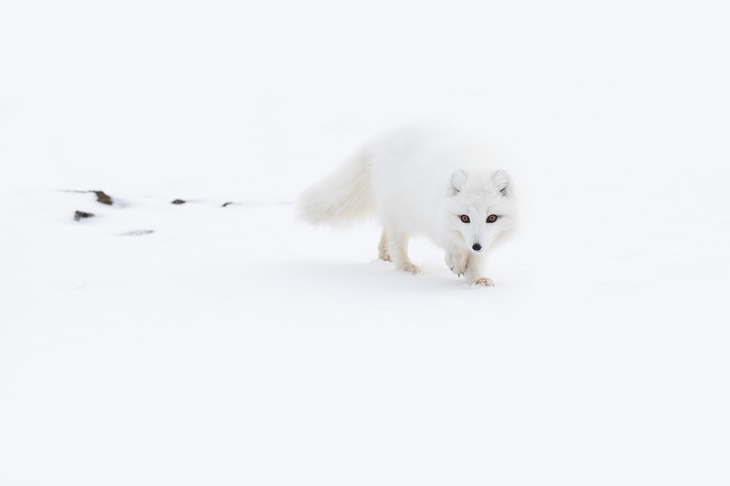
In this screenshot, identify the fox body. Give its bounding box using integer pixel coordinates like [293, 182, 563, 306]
[297, 124, 517, 285]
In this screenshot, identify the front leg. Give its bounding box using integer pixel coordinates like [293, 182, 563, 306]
[445, 250, 468, 277]
[464, 253, 494, 286]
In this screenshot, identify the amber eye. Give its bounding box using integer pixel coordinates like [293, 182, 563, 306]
[459, 215, 470, 223]
[486, 214, 499, 223]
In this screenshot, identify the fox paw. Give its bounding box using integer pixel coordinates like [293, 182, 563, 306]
[400, 262, 421, 274]
[471, 277, 495, 287]
[445, 252, 468, 277]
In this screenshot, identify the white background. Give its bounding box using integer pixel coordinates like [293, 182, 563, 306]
[1, 1, 729, 485]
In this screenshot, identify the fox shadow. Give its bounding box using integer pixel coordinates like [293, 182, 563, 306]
[261, 257, 486, 297]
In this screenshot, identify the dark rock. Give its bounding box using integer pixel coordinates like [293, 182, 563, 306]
[74, 210, 95, 221]
[171, 199, 186, 205]
[92, 190, 113, 205]
[222, 202, 234, 207]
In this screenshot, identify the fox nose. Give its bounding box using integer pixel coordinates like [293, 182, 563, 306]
[472, 243, 482, 252]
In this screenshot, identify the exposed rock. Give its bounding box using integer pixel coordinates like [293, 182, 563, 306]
[74, 210, 95, 221]
[93, 190, 113, 205]
[171, 199, 186, 205]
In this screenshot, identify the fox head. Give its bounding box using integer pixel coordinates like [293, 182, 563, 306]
[443, 168, 517, 253]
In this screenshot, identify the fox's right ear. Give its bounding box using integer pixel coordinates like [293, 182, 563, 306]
[448, 169, 467, 196]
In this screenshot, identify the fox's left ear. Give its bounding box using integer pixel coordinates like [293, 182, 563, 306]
[492, 170, 512, 197]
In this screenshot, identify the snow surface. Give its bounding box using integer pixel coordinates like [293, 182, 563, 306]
[2, 1, 730, 485]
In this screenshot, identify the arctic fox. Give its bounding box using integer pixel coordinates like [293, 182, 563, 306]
[297, 124, 517, 286]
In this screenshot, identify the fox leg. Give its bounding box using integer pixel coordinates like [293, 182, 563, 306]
[387, 231, 419, 274]
[445, 250, 469, 277]
[378, 230, 391, 262]
[464, 253, 494, 286]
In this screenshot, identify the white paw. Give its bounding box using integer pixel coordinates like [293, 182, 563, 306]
[445, 252, 468, 276]
[400, 262, 421, 274]
[471, 277, 495, 287]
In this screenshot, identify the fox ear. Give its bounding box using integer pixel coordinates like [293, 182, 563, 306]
[448, 169, 467, 195]
[492, 169, 512, 196]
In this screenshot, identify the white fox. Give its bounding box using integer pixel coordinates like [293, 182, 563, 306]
[297, 124, 517, 286]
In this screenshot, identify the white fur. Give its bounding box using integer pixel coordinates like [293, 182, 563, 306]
[297, 123, 518, 285]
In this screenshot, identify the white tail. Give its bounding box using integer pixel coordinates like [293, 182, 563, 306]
[297, 148, 374, 227]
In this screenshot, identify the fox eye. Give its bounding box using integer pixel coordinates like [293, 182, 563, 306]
[486, 214, 499, 223]
[459, 215, 470, 223]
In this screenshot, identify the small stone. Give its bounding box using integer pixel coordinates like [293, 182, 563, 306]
[92, 190, 113, 205]
[222, 202, 234, 207]
[171, 199, 186, 205]
[74, 210, 94, 221]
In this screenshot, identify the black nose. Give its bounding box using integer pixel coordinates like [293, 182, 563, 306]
[472, 243, 482, 251]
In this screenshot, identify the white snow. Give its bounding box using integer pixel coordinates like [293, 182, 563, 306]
[1, 1, 729, 485]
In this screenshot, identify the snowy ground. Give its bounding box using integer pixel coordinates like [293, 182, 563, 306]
[2, 1, 730, 485]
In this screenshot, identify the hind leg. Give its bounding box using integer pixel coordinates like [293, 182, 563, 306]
[387, 230, 419, 274]
[378, 230, 391, 262]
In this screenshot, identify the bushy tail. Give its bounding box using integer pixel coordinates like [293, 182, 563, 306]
[297, 148, 374, 227]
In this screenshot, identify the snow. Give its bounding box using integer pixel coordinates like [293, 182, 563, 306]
[2, 1, 730, 485]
